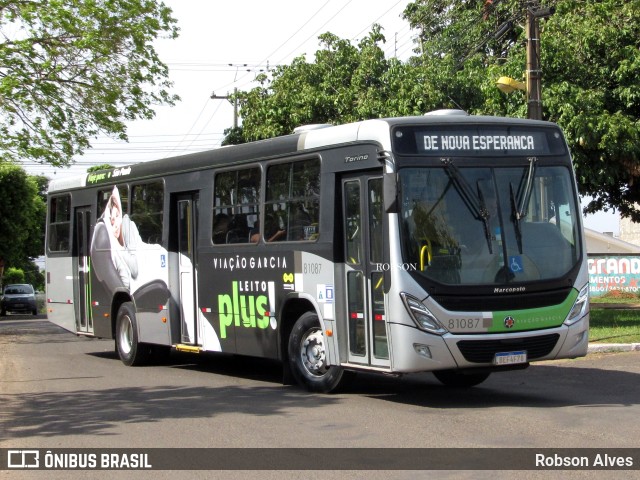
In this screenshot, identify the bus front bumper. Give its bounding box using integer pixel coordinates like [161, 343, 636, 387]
[388, 314, 589, 373]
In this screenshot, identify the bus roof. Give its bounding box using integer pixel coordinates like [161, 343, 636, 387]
[48, 113, 557, 193]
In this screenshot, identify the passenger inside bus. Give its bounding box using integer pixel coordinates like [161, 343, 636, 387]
[212, 213, 229, 244]
[250, 217, 286, 243]
[289, 203, 312, 240]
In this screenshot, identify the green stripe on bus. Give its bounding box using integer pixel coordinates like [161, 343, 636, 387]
[488, 289, 579, 332]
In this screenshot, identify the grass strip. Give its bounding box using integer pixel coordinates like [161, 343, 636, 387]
[589, 308, 640, 344]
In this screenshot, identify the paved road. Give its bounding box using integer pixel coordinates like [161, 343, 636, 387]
[1, 316, 639, 479]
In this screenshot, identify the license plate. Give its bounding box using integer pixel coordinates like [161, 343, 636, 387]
[494, 351, 527, 365]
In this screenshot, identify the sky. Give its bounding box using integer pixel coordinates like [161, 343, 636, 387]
[20, 0, 619, 234]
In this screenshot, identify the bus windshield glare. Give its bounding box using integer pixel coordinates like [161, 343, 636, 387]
[399, 164, 581, 285]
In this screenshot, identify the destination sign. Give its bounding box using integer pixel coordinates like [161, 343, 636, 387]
[421, 133, 538, 152]
[87, 166, 133, 185]
[393, 126, 566, 156]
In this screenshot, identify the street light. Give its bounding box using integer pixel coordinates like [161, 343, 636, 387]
[496, 76, 526, 94]
[211, 87, 238, 129]
[496, 5, 554, 120]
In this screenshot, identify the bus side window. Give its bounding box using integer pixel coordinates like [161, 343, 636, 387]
[130, 181, 164, 244]
[212, 167, 260, 244]
[265, 158, 320, 242]
[47, 194, 71, 253]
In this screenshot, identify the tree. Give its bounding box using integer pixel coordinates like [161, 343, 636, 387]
[87, 164, 115, 173]
[0, 164, 46, 282]
[2, 266, 25, 285]
[234, 0, 640, 220]
[403, 0, 521, 64]
[403, 0, 640, 220]
[233, 27, 424, 142]
[541, 0, 640, 220]
[0, 0, 179, 167]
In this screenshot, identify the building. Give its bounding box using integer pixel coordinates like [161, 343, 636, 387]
[585, 228, 640, 255]
[585, 228, 640, 298]
[620, 216, 640, 246]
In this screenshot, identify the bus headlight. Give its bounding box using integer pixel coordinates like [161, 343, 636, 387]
[401, 293, 447, 335]
[564, 284, 589, 326]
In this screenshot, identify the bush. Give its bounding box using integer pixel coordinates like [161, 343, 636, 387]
[2, 267, 25, 285]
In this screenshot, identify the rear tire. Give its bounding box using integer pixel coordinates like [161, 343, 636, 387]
[115, 302, 149, 366]
[288, 312, 348, 393]
[433, 369, 490, 387]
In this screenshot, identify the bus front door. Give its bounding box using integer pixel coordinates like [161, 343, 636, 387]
[343, 174, 390, 368]
[74, 206, 93, 334]
[176, 194, 200, 345]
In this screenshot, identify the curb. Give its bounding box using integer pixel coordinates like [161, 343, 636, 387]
[588, 343, 640, 353]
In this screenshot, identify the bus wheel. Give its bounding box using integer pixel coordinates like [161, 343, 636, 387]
[288, 312, 347, 393]
[115, 302, 149, 366]
[433, 369, 490, 388]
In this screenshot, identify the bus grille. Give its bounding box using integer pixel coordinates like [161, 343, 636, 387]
[432, 288, 572, 312]
[456, 334, 560, 363]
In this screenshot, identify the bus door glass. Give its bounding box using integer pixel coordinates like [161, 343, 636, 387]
[74, 206, 93, 334]
[343, 174, 390, 367]
[176, 194, 199, 344]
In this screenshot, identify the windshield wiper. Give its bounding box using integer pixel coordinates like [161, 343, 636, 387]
[442, 158, 493, 254]
[511, 157, 537, 253]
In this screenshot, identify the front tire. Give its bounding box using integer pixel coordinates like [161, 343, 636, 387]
[433, 369, 490, 387]
[115, 302, 149, 366]
[288, 312, 348, 393]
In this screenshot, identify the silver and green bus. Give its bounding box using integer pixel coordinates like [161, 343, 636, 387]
[45, 110, 589, 392]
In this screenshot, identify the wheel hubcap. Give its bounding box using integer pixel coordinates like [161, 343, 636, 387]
[300, 328, 328, 376]
[119, 315, 133, 355]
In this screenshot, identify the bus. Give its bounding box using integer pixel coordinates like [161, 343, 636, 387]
[45, 110, 589, 392]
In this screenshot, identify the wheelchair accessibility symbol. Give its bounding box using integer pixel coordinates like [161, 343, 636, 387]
[509, 255, 524, 273]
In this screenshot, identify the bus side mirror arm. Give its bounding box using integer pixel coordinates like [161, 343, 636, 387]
[384, 172, 398, 213]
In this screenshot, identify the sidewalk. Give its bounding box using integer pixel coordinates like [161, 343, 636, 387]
[588, 342, 640, 353]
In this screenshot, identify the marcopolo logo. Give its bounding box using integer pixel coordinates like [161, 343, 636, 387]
[504, 316, 515, 328]
[218, 281, 276, 339]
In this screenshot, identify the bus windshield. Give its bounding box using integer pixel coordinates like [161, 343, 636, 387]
[399, 164, 581, 285]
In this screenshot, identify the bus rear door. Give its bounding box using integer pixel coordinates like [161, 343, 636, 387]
[74, 206, 93, 334]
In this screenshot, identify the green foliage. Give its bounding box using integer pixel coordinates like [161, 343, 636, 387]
[0, 0, 179, 166]
[403, 0, 522, 63]
[87, 164, 115, 173]
[221, 127, 245, 146]
[589, 308, 640, 344]
[541, 0, 640, 220]
[404, 0, 640, 220]
[0, 165, 46, 279]
[233, 0, 640, 221]
[3, 267, 25, 285]
[1, 262, 43, 293]
[234, 27, 419, 141]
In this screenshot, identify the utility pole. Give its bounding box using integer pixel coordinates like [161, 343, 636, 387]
[210, 87, 238, 129]
[526, 3, 554, 120]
